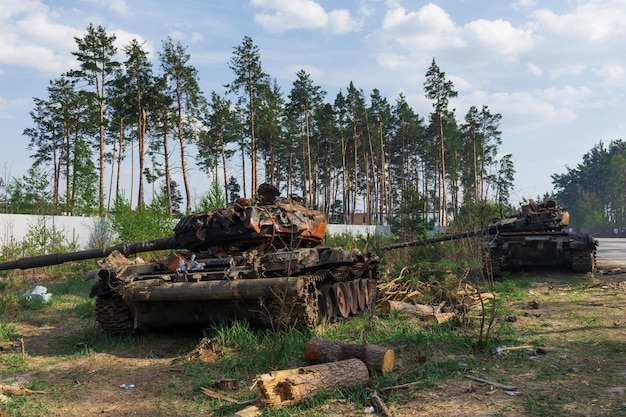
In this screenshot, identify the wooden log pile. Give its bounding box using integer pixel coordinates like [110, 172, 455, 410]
[229, 337, 396, 416]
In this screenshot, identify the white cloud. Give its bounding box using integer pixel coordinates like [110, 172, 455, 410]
[0, 1, 80, 73]
[532, 1, 626, 43]
[464, 19, 535, 61]
[526, 63, 542, 76]
[381, 4, 465, 49]
[592, 63, 626, 86]
[83, 0, 129, 15]
[251, 0, 360, 33]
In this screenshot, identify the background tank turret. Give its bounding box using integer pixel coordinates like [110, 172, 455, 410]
[0, 184, 379, 334]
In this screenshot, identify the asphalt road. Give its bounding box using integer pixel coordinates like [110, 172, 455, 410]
[596, 238, 626, 267]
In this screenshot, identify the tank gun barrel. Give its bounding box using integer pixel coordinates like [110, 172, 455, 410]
[0, 236, 182, 271]
[380, 229, 487, 251]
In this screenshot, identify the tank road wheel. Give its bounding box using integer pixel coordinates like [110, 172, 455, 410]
[348, 281, 359, 315]
[334, 282, 351, 318]
[571, 249, 595, 273]
[356, 279, 366, 310]
[95, 296, 135, 335]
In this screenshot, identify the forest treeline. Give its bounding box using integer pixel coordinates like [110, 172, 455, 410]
[552, 139, 626, 229]
[1, 23, 522, 238]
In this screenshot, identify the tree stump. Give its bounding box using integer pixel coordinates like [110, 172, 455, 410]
[303, 337, 395, 375]
[255, 358, 369, 406]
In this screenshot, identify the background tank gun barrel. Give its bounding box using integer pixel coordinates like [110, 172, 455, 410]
[380, 200, 571, 251]
[380, 230, 486, 251]
[0, 236, 182, 271]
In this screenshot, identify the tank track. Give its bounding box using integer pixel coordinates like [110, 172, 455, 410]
[570, 248, 596, 273]
[95, 297, 135, 335]
[266, 273, 378, 329]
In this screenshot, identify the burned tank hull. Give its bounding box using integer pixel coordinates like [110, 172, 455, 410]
[86, 190, 378, 334]
[381, 199, 597, 278]
[483, 200, 597, 278]
[90, 246, 378, 334]
[0, 185, 379, 335]
[484, 231, 597, 278]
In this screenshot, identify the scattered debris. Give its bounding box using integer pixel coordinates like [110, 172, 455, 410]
[464, 375, 517, 390]
[200, 387, 255, 405]
[526, 299, 540, 309]
[22, 285, 51, 303]
[0, 384, 48, 402]
[119, 384, 135, 389]
[183, 338, 221, 363]
[366, 388, 392, 417]
[213, 379, 240, 391]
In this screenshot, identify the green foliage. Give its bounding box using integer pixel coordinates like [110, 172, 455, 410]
[7, 165, 53, 215]
[453, 200, 502, 231]
[196, 181, 226, 212]
[110, 192, 174, 242]
[22, 218, 79, 256]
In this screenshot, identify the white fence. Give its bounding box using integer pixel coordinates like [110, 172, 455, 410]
[0, 214, 391, 250]
[0, 214, 99, 250]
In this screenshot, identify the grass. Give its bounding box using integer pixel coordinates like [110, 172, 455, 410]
[1, 257, 625, 416]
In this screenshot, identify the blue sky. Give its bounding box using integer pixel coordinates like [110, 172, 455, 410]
[1, 0, 625, 206]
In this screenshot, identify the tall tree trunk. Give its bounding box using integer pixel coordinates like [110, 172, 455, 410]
[161, 109, 172, 217]
[306, 111, 313, 205]
[137, 106, 146, 208]
[439, 114, 447, 227]
[175, 80, 192, 214]
[249, 85, 257, 195]
[220, 129, 229, 204]
[115, 118, 123, 205]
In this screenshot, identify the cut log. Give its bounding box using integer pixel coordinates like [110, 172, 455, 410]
[255, 358, 369, 407]
[381, 300, 434, 316]
[303, 337, 395, 375]
[424, 312, 456, 324]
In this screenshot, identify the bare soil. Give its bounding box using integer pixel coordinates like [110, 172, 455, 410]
[3, 261, 626, 416]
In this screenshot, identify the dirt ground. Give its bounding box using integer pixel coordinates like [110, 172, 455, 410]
[3, 261, 626, 416]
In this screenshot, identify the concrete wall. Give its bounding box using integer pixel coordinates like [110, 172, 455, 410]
[0, 214, 391, 250]
[326, 224, 391, 237]
[0, 213, 99, 249]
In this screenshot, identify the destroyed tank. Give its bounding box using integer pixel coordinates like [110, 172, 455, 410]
[481, 200, 597, 277]
[0, 185, 379, 334]
[382, 200, 597, 278]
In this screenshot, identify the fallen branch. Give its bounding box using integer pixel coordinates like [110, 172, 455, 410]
[366, 389, 392, 417]
[0, 385, 48, 396]
[377, 380, 423, 392]
[200, 387, 256, 405]
[464, 375, 516, 390]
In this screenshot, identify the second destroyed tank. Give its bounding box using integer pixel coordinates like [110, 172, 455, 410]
[483, 199, 597, 277]
[381, 200, 597, 278]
